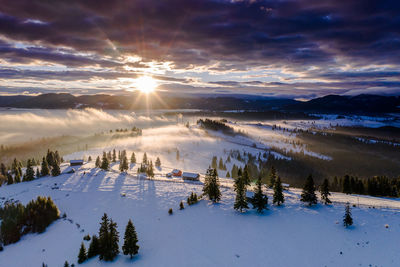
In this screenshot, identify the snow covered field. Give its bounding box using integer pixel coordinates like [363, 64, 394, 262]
[1, 163, 400, 267]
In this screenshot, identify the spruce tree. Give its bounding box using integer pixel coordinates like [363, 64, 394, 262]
[36, 167, 41, 178]
[64, 261, 69, 267]
[242, 165, 251, 186]
[146, 161, 154, 178]
[202, 168, 221, 203]
[119, 155, 129, 172]
[95, 156, 101, 168]
[51, 160, 61, 177]
[218, 158, 224, 170]
[41, 157, 50, 177]
[7, 172, 13, 185]
[226, 171, 230, 178]
[0, 163, 6, 176]
[211, 156, 217, 169]
[101, 152, 109, 171]
[343, 203, 353, 227]
[142, 152, 148, 164]
[155, 157, 161, 168]
[320, 178, 332, 205]
[251, 176, 268, 213]
[342, 175, 351, 194]
[78, 242, 87, 264]
[24, 159, 35, 181]
[108, 219, 119, 261]
[98, 213, 109, 261]
[273, 177, 284, 206]
[14, 170, 21, 183]
[179, 201, 184, 210]
[269, 166, 277, 188]
[300, 174, 318, 206]
[122, 219, 139, 259]
[87, 235, 100, 258]
[233, 169, 248, 212]
[112, 149, 116, 163]
[130, 152, 136, 164]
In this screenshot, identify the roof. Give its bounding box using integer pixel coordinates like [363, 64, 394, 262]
[172, 169, 181, 174]
[70, 159, 84, 164]
[182, 172, 200, 178]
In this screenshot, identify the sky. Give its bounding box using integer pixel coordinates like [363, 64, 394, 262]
[0, 0, 399, 99]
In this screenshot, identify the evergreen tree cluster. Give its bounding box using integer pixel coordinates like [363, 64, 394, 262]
[187, 192, 198, 205]
[202, 168, 221, 203]
[78, 214, 139, 263]
[0, 196, 59, 245]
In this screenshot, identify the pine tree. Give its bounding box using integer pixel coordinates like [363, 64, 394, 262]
[24, 159, 35, 181]
[7, 172, 13, 185]
[64, 261, 69, 267]
[119, 155, 129, 172]
[342, 175, 351, 194]
[226, 171, 230, 178]
[273, 177, 284, 206]
[202, 168, 221, 203]
[268, 166, 277, 188]
[146, 160, 154, 178]
[112, 149, 116, 162]
[130, 152, 136, 164]
[98, 213, 109, 261]
[155, 157, 161, 168]
[46, 150, 55, 168]
[242, 165, 251, 186]
[78, 242, 87, 264]
[87, 235, 100, 258]
[41, 157, 50, 176]
[142, 152, 148, 164]
[14, 170, 21, 183]
[108, 219, 119, 261]
[101, 152, 109, 171]
[251, 176, 268, 213]
[36, 167, 41, 178]
[95, 156, 101, 168]
[122, 219, 139, 259]
[218, 157, 224, 170]
[343, 203, 353, 227]
[179, 201, 184, 210]
[211, 156, 217, 169]
[233, 168, 248, 212]
[300, 174, 318, 206]
[0, 163, 6, 176]
[320, 178, 332, 205]
[51, 160, 61, 176]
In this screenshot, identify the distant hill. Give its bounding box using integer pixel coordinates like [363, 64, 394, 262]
[0, 93, 399, 114]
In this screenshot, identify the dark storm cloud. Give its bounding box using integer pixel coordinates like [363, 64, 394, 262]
[0, 0, 399, 95]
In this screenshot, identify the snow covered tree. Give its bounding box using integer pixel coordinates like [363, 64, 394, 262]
[77, 242, 87, 264]
[155, 157, 161, 168]
[122, 219, 139, 259]
[23, 159, 35, 181]
[203, 168, 221, 203]
[234, 168, 248, 212]
[268, 166, 277, 188]
[320, 178, 332, 205]
[130, 152, 136, 164]
[273, 177, 284, 206]
[101, 152, 109, 170]
[41, 157, 50, 177]
[87, 235, 100, 258]
[300, 174, 317, 206]
[95, 156, 101, 168]
[343, 203, 353, 227]
[251, 176, 268, 213]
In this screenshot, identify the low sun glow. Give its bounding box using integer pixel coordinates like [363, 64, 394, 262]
[134, 76, 158, 94]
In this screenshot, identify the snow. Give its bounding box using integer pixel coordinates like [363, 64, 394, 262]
[1, 163, 400, 266]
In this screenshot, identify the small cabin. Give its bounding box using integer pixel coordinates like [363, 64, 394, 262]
[182, 172, 200, 181]
[171, 169, 182, 177]
[70, 159, 84, 166]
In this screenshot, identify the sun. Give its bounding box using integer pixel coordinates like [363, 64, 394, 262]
[134, 76, 157, 94]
